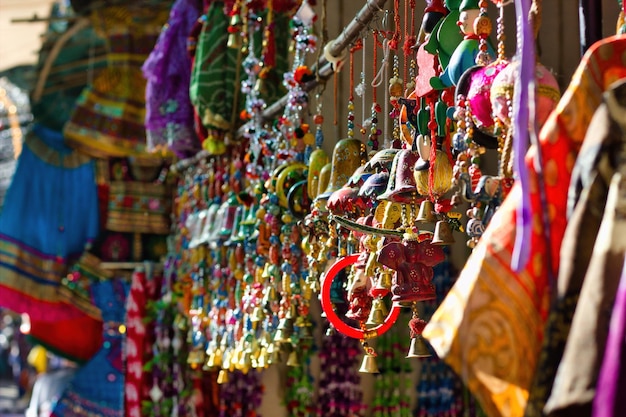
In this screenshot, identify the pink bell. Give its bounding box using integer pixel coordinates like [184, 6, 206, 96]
[378, 149, 421, 203]
[327, 187, 367, 216]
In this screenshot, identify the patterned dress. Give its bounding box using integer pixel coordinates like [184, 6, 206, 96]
[51, 279, 129, 417]
[0, 124, 100, 322]
[143, 0, 202, 158]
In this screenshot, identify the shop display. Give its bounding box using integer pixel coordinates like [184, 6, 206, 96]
[1, 1, 626, 417]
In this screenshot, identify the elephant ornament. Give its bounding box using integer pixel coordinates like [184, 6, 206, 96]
[377, 230, 445, 306]
[452, 170, 511, 247]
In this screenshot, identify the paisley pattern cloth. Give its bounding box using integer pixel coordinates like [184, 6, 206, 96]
[143, 0, 202, 158]
[0, 124, 100, 322]
[51, 278, 130, 417]
[422, 35, 626, 417]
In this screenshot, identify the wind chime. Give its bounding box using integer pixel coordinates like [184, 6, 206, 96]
[316, 0, 463, 374]
[317, 0, 559, 374]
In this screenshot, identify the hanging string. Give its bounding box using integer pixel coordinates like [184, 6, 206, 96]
[403, 0, 408, 88]
[349, 39, 365, 102]
[389, 0, 401, 51]
[372, 31, 379, 103]
[347, 39, 363, 139]
[371, 37, 390, 88]
[361, 35, 367, 140]
[401, 0, 417, 88]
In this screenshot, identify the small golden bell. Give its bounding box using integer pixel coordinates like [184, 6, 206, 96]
[267, 347, 281, 365]
[358, 354, 380, 374]
[416, 199, 437, 223]
[431, 220, 455, 245]
[256, 347, 268, 369]
[365, 298, 388, 327]
[286, 350, 301, 367]
[406, 335, 432, 358]
[217, 369, 229, 384]
[274, 317, 294, 343]
[378, 270, 393, 291]
[227, 32, 242, 50]
[250, 306, 265, 322]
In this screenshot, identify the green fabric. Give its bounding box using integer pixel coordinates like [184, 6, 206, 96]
[32, 26, 107, 131]
[189, 2, 241, 132]
[189, 2, 289, 134]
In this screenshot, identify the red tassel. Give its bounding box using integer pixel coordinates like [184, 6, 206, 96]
[409, 317, 427, 338]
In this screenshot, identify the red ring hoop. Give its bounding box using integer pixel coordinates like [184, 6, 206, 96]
[320, 254, 401, 339]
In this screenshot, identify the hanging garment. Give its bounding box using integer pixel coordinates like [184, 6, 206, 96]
[51, 278, 129, 417]
[63, 3, 170, 158]
[26, 254, 113, 363]
[523, 78, 626, 417]
[543, 79, 626, 417]
[30, 9, 107, 133]
[124, 264, 162, 417]
[422, 35, 626, 417]
[188, 0, 239, 155]
[0, 124, 100, 322]
[189, 1, 290, 154]
[592, 79, 626, 417]
[143, 0, 202, 158]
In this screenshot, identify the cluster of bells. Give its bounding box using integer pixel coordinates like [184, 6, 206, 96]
[204, 306, 310, 384]
[302, 136, 464, 374]
[189, 0, 564, 381]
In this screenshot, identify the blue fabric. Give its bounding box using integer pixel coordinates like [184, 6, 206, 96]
[51, 279, 129, 417]
[0, 124, 101, 321]
[0, 124, 99, 258]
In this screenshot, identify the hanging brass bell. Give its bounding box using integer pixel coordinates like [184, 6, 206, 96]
[250, 306, 265, 322]
[217, 369, 229, 384]
[406, 335, 432, 358]
[256, 347, 268, 369]
[206, 347, 222, 369]
[416, 199, 437, 223]
[371, 269, 393, 296]
[365, 298, 388, 327]
[358, 354, 380, 373]
[238, 350, 253, 374]
[267, 344, 281, 365]
[286, 350, 301, 367]
[221, 349, 232, 371]
[431, 220, 455, 245]
[378, 269, 393, 291]
[274, 317, 294, 343]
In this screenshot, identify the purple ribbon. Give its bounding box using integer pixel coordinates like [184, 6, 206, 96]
[511, 0, 535, 272]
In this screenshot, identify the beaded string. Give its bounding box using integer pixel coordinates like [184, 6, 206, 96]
[347, 39, 363, 140]
[402, 0, 417, 89]
[357, 34, 367, 141]
[368, 31, 382, 150]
